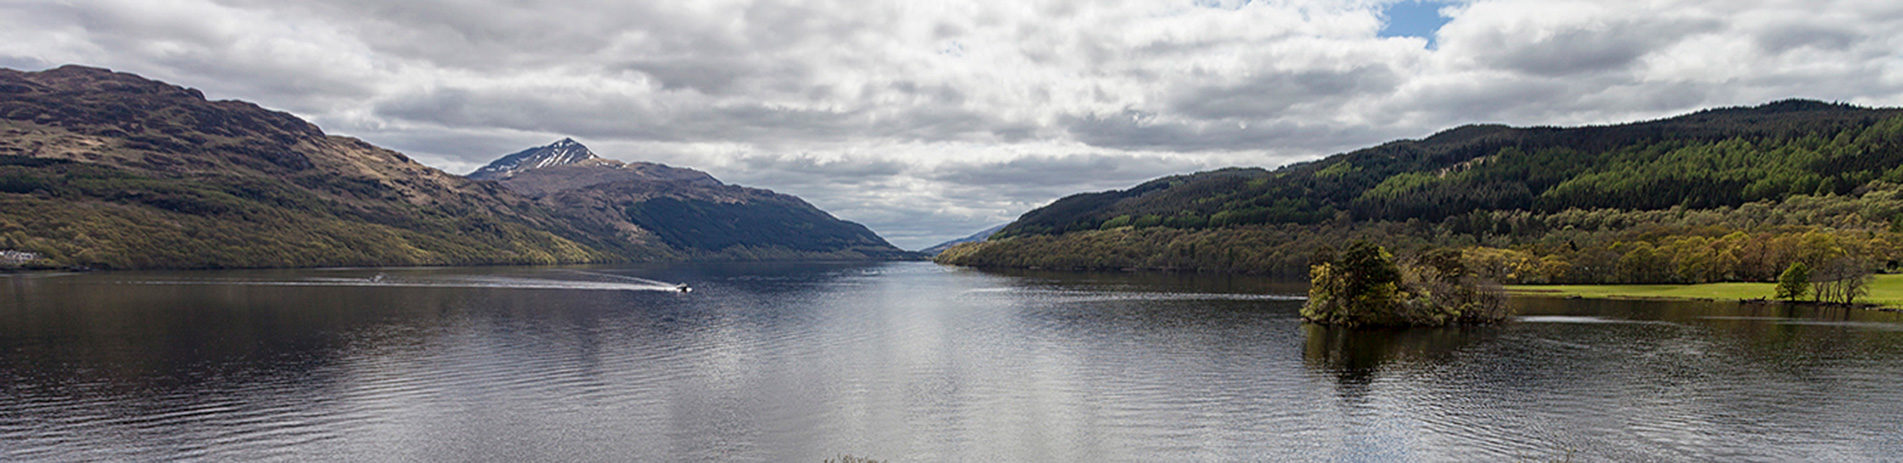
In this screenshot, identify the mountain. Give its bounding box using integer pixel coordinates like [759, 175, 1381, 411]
[919, 224, 1006, 256]
[941, 100, 1903, 284]
[0, 65, 911, 269]
[994, 100, 1903, 238]
[473, 139, 915, 261]
[467, 138, 602, 180]
[0, 65, 667, 269]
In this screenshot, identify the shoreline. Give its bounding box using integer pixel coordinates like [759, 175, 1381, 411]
[1507, 276, 1903, 311]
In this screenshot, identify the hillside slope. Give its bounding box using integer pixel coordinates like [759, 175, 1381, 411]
[0, 65, 682, 269]
[920, 224, 1005, 256]
[476, 139, 914, 261]
[944, 100, 1903, 283]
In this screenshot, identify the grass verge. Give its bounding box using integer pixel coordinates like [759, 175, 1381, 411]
[1507, 274, 1903, 309]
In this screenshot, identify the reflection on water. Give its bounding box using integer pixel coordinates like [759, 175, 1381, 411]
[4, 263, 1903, 461]
[1303, 324, 1493, 385]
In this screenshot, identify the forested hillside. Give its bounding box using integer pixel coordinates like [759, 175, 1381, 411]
[944, 101, 1903, 284]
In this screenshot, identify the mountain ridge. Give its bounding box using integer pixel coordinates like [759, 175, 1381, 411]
[945, 99, 1903, 283]
[920, 224, 1006, 256]
[0, 65, 652, 269]
[0, 65, 908, 269]
[475, 138, 915, 261]
[994, 98, 1903, 239]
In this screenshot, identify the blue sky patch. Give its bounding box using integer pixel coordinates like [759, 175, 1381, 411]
[1378, 1, 1455, 48]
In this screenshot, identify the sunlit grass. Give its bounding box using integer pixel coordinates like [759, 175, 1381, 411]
[1508, 274, 1903, 308]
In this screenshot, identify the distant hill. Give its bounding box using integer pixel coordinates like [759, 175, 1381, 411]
[0, 65, 905, 269]
[474, 139, 915, 261]
[919, 224, 1005, 256]
[994, 100, 1903, 239]
[942, 100, 1903, 284]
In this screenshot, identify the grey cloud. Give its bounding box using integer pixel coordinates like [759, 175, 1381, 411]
[1755, 23, 1860, 54]
[0, 56, 52, 71]
[727, 153, 909, 183]
[373, 87, 849, 142]
[617, 57, 800, 95]
[7, 2, 377, 113]
[928, 153, 1208, 187]
[373, 79, 1019, 148]
[1062, 111, 1380, 153]
[1390, 77, 1580, 127]
[220, 0, 679, 69]
[933, 21, 966, 40]
[743, 0, 875, 48]
[1495, 31, 1652, 76]
[322, 125, 568, 174]
[1169, 66, 1403, 120]
[8, 0, 1903, 247]
[887, 81, 967, 106]
[1466, 18, 1720, 77]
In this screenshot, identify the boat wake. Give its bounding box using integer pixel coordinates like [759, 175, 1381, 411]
[965, 287, 1304, 302]
[122, 269, 688, 292]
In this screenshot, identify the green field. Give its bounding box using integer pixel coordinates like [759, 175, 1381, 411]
[1508, 274, 1903, 308]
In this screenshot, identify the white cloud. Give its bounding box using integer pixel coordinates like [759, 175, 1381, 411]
[3, 0, 1901, 248]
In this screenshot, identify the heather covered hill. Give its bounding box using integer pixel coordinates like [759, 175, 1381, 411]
[943, 101, 1903, 284]
[0, 65, 668, 269]
[0, 66, 910, 269]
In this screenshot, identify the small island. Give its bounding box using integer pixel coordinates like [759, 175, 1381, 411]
[1302, 241, 1509, 327]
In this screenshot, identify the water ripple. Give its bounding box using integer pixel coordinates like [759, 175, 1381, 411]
[5, 263, 1903, 461]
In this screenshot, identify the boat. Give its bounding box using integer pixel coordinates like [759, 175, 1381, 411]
[675, 284, 692, 293]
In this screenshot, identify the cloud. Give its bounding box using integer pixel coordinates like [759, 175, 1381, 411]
[1169, 65, 1405, 120]
[928, 153, 1202, 187]
[3, 0, 1902, 248]
[1437, 2, 1721, 77]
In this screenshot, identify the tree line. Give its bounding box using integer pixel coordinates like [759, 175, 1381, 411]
[940, 182, 1903, 289]
[995, 102, 1903, 242]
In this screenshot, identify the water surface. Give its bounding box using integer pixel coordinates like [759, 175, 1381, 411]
[4, 262, 1902, 461]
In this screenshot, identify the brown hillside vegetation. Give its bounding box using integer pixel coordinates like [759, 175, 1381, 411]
[0, 65, 911, 269]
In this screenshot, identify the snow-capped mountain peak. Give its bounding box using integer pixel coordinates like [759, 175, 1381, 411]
[468, 138, 601, 180]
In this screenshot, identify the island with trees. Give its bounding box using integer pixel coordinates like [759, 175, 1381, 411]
[1302, 241, 1508, 327]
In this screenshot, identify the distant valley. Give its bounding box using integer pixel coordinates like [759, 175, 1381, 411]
[919, 224, 1005, 256]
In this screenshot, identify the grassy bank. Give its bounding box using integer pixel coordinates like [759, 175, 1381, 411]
[1508, 274, 1903, 308]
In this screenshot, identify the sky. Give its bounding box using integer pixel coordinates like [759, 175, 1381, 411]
[3, 0, 1902, 249]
